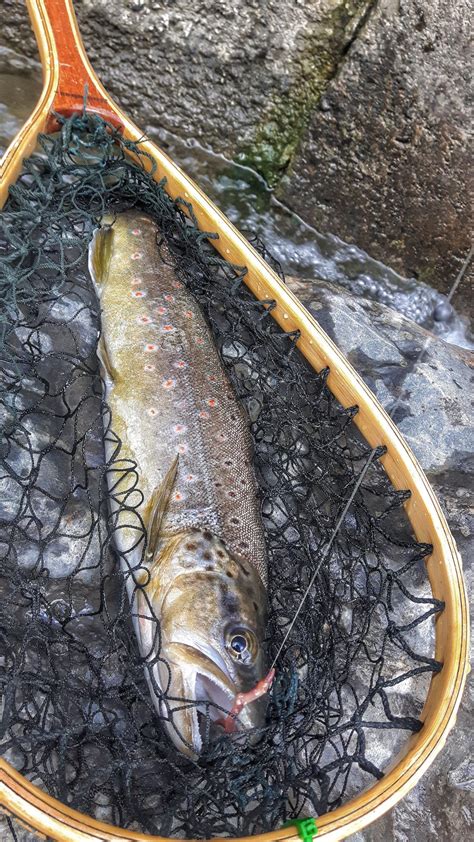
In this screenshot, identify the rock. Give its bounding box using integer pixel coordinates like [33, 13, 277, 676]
[278, 1, 473, 307]
[286, 275, 473, 840]
[0, 0, 375, 185]
[2, 0, 472, 306]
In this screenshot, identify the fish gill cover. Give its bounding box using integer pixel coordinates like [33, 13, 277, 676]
[0, 114, 443, 837]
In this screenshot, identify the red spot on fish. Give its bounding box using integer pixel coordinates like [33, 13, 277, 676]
[184, 311, 193, 319]
[156, 306, 167, 315]
[172, 280, 183, 289]
[177, 443, 188, 454]
[145, 343, 158, 352]
[131, 252, 142, 260]
[175, 360, 187, 369]
[208, 375, 217, 383]
[228, 491, 236, 498]
[137, 315, 151, 324]
[196, 337, 204, 345]
[174, 491, 184, 502]
[174, 424, 186, 433]
[144, 364, 155, 372]
[131, 229, 141, 236]
[163, 324, 174, 332]
[164, 294, 175, 302]
[132, 290, 145, 298]
[199, 410, 209, 420]
[163, 378, 176, 389]
[207, 399, 217, 408]
[186, 474, 195, 482]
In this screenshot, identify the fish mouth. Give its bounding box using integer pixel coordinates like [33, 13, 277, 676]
[162, 642, 264, 757]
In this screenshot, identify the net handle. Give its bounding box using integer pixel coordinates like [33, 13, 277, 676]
[29, 0, 122, 131]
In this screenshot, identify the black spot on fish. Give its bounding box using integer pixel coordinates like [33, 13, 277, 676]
[220, 585, 239, 615]
[226, 569, 234, 579]
[206, 565, 214, 572]
[203, 530, 213, 541]
[186, 542, 198, 551]
[203, 551, 212, 561]
[217, 549, 225, 559]
[253, 601, 259, 613]
[230, 516, 239, 524]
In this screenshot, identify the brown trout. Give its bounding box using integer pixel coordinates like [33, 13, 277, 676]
[89, 210, 268, 757]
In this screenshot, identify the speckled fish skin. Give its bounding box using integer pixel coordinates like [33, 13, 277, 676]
[89, 210, 268, 757]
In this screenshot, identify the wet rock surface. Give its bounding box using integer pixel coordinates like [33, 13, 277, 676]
[0, 0, 372, 178]
[279, 0, 473, 306]
[1, 0, 472, 309]
[286, 275, 473, 840]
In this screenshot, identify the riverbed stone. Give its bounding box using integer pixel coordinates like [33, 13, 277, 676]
[279, 0, 473, 304]
[286, 275, 473, 840]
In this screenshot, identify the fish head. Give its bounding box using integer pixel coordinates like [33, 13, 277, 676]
[146, 528, 268, 757]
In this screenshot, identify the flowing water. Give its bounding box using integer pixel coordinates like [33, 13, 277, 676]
[0, 43, 470, 349]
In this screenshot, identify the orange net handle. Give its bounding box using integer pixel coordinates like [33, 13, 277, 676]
[40, 0, 123, 131]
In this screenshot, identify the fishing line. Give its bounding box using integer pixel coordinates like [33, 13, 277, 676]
[221, 445, 379, 726]
[270, 445, 379, 672]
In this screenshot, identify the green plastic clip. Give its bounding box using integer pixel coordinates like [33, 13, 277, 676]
[283, 817, 318, 842]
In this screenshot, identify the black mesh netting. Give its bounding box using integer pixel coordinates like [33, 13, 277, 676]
[0, 114, 443, 838]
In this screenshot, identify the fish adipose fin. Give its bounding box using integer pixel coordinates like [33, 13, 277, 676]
[145, 455, 180, 559]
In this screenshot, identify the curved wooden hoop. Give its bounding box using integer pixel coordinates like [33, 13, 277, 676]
[0, 1, 469, 840]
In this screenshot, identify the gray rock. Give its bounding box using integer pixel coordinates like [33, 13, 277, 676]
[0, 0, 373, 185]
[286, 275, 473, 840]
[278, 0, 473, 306]
[2, 0, 472, 306]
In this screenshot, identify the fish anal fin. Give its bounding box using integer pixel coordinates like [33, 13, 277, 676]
[144, 456, 180, 561]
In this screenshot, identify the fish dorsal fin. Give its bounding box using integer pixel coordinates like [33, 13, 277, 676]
[144, 456, 179, 561]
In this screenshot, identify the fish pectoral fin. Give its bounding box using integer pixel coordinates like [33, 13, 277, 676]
[144, 456, 179, 560]
[97, 331, 118, 383]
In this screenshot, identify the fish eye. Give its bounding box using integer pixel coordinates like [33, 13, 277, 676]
[227, 629, 256, 662]
[230, 635, 247, 654]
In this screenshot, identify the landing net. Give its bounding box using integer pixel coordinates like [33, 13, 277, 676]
[0, 114, 443, 838]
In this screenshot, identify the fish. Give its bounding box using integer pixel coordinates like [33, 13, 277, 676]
[89, 210, 268, 757]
